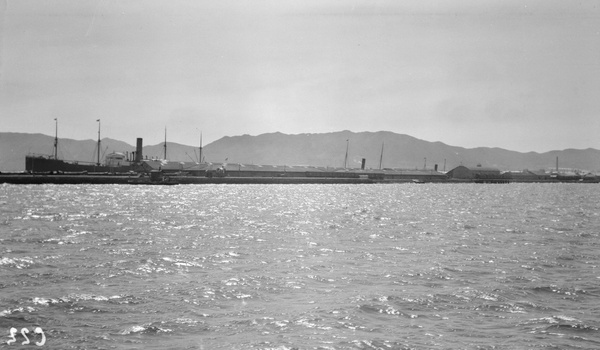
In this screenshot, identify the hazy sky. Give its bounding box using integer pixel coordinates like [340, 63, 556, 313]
[1, 0, 599, 152]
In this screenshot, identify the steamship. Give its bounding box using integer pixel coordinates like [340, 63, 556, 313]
[25, 120, 145, 174]
[25, 138, 145, 174]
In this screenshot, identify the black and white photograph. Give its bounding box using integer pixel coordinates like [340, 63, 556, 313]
[1, 1, 600, 349]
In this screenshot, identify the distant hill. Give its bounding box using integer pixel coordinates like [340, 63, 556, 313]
[203, 131, 600, 172]
[1, 131, 599, 172]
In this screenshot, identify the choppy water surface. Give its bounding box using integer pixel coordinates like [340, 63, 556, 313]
[1, 183, 599, 349]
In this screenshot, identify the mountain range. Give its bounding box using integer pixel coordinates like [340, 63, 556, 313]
[1, 131, 599, 173]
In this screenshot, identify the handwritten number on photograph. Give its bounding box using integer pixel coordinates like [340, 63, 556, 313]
[6, 327, 46, 346]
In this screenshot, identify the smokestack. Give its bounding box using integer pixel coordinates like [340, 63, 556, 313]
[361, 158, 366, 170]
[135, 138, 143, 163]
[434, 164, 438, 171]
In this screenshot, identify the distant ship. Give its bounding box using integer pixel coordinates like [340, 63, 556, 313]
[25, 119, 143, 174]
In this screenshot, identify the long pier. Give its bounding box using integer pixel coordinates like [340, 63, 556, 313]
[1, 172, 597, 185]
[0, 173, 376, 185]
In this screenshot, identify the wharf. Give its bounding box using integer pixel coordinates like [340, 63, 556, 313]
[0, 173, 375, 185]
[0, 173, 134, 185]
[2, 173, 596, 185]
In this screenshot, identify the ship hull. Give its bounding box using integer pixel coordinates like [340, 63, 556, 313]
[25, 155, 137, 173]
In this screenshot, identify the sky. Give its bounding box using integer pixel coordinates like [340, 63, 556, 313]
[1, 0, 599, 153]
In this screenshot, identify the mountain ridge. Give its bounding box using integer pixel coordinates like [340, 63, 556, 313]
[1, 131, 599, 172]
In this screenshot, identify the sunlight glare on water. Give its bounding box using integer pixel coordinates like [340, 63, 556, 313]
[1, 183, 600, 349]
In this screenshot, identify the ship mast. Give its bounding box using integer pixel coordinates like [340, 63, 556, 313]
[379, 142, 384, 170]
[344, 139, 349, 169]
[96, 119, 101, 166]
[53, 118, 58, 160]
[199, 131, 203, 163]
[164, 127, 167, 160]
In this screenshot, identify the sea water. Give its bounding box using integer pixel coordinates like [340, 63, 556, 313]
[1, 183, 599, 349]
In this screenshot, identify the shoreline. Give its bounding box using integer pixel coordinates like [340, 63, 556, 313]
[0, 173, 597, 185]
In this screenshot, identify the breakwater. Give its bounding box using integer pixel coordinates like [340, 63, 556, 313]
[1, 172, 596, 185]
[0, 173, 376, 185]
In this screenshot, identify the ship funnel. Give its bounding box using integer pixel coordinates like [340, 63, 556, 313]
[135, 138, 143, 163]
